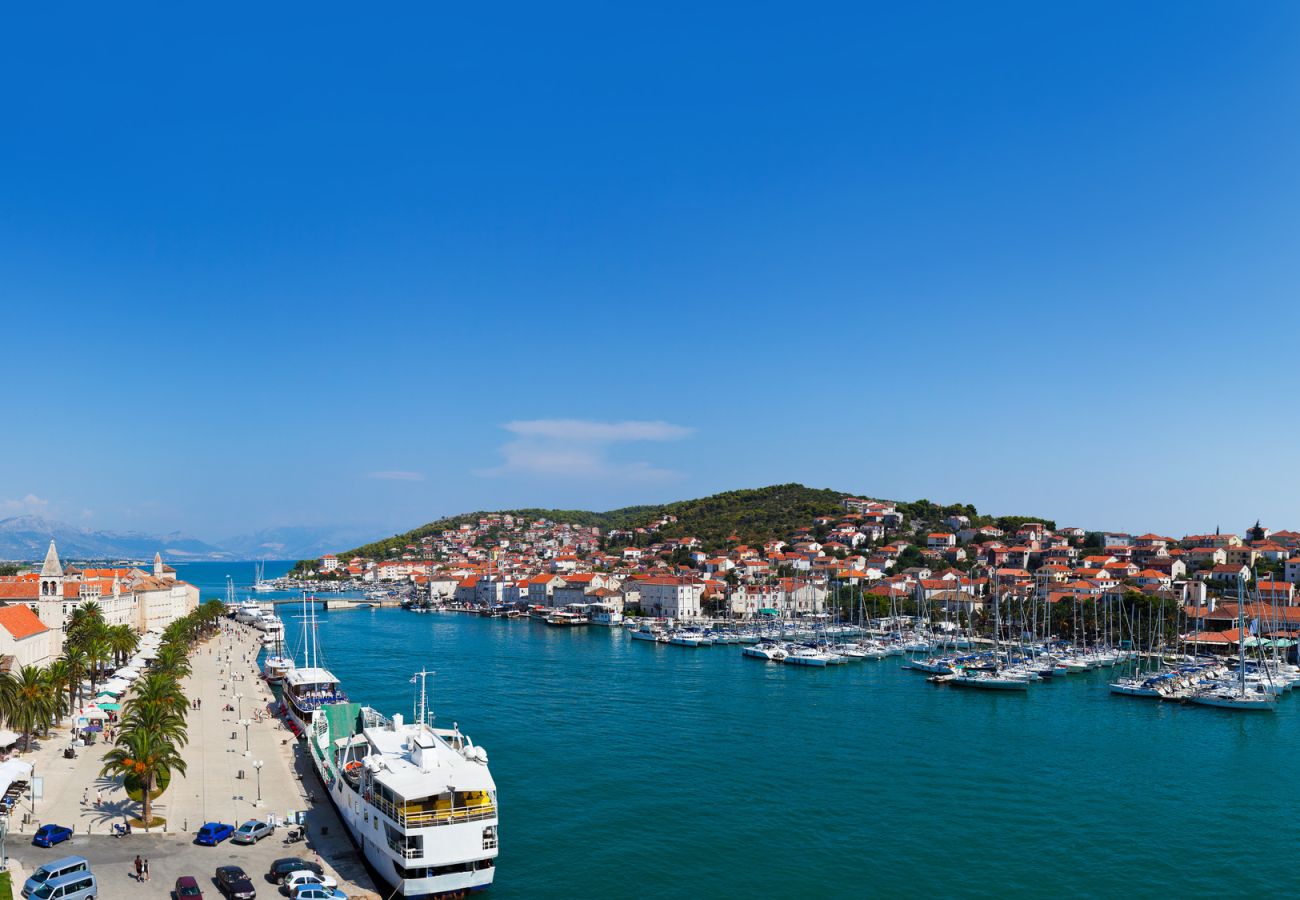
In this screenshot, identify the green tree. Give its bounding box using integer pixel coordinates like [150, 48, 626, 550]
[7, 666, 55, 751]
[101, 727, 188, 826]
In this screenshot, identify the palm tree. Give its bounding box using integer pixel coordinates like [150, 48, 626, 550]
[126, 673, 188, 719]
[101, 727, 187, 826]
[152, 645, 192, 680]
[107, 625, 139, 668]
[120, 702, 188, 748]
[45, 661, 70, 730]
[61, 646, 87, 711]
[84, 637, 111, 698]
[8, 666, 55, 751]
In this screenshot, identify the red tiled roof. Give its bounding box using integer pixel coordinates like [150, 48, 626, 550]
[0, 605, 47, 640]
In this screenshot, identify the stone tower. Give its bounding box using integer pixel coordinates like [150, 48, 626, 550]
[39, 539, 63, 601]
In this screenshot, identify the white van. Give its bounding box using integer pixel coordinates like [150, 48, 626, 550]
[21, 856, 89, 899]
[29, 871, 96, 900]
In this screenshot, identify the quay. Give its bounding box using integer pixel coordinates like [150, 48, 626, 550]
[2, 621, 378, 900]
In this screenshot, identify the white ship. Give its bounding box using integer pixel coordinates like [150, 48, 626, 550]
[306, 672, 499, 897]
[280, 597, 345, 735]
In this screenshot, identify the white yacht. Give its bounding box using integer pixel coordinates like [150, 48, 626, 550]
[742, 641, 787, 662]
[281, 597, 345, 735]
[307, 673, 498, 897]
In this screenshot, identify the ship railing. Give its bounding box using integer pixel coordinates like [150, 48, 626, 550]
[371, 794, 496, 828]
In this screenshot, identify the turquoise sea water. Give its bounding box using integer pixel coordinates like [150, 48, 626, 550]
[177, 562, 1299, 898]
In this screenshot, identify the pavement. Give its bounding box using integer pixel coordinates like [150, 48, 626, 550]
[3, 622, 378, 898]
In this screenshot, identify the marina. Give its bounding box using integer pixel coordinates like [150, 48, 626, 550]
[156, 561, 1300, 897]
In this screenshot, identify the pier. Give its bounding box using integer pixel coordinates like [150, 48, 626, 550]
[2, 622, 378, 899]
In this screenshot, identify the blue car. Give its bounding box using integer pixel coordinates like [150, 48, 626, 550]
[32, 824, 73, 848]
[195, 822, 235, 846]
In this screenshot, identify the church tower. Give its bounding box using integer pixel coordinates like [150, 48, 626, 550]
[153, 551, 164, 578]
[39, 539, 64, 601]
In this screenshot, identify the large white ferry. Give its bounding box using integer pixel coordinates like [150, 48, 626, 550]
[306, 673, 499, 898]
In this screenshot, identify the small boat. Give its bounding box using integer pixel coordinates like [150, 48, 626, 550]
[742, 642, 788, 662]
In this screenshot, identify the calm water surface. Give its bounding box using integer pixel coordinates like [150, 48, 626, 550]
[177, 562, 1296, 898]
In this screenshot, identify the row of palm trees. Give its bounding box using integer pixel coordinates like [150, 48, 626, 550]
[0, 601, 148, 756]
[99, 599, 227, 825]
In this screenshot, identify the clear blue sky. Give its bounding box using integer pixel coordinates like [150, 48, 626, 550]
[3, 3, 1298, 540]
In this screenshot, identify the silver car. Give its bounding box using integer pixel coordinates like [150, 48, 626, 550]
[231, 820, 275, 844]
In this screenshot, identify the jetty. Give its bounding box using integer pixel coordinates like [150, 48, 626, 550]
[4, 622, 378, 899]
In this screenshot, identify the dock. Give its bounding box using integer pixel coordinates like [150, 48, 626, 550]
[5, 621, 379, 899]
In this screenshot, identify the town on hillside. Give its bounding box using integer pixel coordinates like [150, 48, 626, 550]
[295, 498, 1297, 651]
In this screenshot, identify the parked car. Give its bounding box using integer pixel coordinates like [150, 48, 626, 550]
[22, 856, 89, 898]
[291, 889, 346, 900]
[267, 859, 323, 885]
[175, 874, 205, 899]
[31, 825, 73, 848]
[28, 871, 96, 900]
[196, 822, 236, 846]
[231, 820, 275, 845]
[215, 865, 256, 900]
[281, 872, 337, 896]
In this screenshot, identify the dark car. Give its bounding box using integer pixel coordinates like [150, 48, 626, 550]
[215, 865, 256, 900]
[266, 859, 322, 885]
[31, 825, 73, 848]
[175, 875, 205, 900]
[196, 822, 235, 846]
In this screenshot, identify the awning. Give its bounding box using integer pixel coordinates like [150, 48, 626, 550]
[99, 678, 131, 695]
[97, 702, 121, 711]
[116, 668, 140, 681]
[78, 706, 108, 720]
[758, 609, 779, 616]
[0, 730, 19, 748]
[0, 759, 33, 796]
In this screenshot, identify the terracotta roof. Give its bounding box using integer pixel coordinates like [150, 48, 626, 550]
[0, 605, 47, 640]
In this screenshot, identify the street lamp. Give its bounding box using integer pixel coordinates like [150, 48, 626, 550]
[253, 760, 264, 805]
[235, 692, 244, 719]
[238, 718, 251, 753]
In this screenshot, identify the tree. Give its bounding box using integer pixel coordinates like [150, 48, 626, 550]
[128, 673, 188, 720]
[60, 646, 87, 711]
[101, 727, 188, 826]
[107, 625, 139, 668]
[7, 666, 55, 751]
[84, 637, 111, 698]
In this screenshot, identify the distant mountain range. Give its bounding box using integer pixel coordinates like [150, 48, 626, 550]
[0, 516, 374, 563]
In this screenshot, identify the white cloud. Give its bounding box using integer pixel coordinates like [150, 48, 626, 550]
[2, 494, 50, 515]
[480, 418, 692, 481]
[502, 419, 693, 443]
[366, 471, 426, 482]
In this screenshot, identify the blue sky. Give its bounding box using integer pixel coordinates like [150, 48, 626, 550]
[2, 3, 1298, 540]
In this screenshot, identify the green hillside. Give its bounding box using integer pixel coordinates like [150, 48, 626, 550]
[338, 484, 846, 560]
[332, 483, 1057, 563]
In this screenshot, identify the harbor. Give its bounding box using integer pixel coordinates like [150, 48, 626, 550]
[179, 570, 1300, 899]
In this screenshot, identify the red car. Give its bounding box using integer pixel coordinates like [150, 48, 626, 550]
[175, 875, 204, 900]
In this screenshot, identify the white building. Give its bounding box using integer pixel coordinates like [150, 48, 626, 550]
[636, 576, 705, 619]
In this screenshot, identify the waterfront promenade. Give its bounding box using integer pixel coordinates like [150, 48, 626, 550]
[3, 622, 377, 899]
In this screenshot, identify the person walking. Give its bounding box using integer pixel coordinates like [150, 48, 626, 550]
[143, 859, 150, 882]
[134, 856, 142, 882]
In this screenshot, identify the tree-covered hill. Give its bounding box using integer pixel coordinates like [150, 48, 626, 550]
[333, 483, 1057, 562]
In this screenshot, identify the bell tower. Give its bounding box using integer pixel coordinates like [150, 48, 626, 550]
[39, 539, 63, 601]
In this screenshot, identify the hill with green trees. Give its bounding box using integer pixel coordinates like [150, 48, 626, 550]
[327, 483, 1057, 567]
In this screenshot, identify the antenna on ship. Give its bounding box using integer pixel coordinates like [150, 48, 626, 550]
[413, 669, 436, 728]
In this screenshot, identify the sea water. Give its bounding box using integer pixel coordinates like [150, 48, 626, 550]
[175, 561, 1298, 898]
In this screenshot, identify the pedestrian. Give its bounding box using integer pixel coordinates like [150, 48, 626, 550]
[134, 855, 142, 881]
[95, 789, 101, 807]
[81, 787, 87, 805]
[143, 859, 150, 882]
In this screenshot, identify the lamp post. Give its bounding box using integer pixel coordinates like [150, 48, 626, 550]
[239, 718, 251, 754]
[253, 760, 263, 806]
[235, 692, 244, 719]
